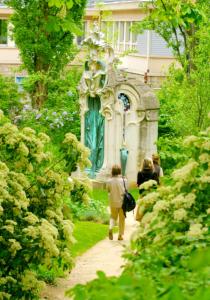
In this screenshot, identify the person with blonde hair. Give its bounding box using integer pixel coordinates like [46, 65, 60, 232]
[152, 153, 164, 178]
[136, 158, 159, 222]
[137, 158, 159, 192]
[106, 165, 128, 241]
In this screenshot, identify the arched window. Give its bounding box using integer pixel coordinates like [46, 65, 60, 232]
[118, 93, 130, 111]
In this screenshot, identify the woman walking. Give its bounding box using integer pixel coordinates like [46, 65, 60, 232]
[136, 158, 159, 221]
[106, 165, 128, 241]
[152, 153, 164, 179]
[137, 157, 159, 192]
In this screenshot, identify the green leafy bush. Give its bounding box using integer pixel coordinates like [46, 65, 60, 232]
[157, 136, 188, 175]
[0, 74, 22, 117]
[18, 69, 82, 142]
[68, 181, 109, 224]
[68, 123, 210, 299]
[0, 110, 90, 299]
[68, 199, 109, 224]
[70, 177, 92, 204]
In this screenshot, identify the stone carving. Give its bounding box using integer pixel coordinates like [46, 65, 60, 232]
[80, 23, 117, 98]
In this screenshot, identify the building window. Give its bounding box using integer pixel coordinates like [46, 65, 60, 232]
[15, 76, 25, 91]
[0, 1, 6, 7]
[118, 93, 130, 111]
[102, 21, 137, 52]
[0, 19, 8, 44]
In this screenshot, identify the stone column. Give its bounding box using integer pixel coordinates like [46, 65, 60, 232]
[145, 109, 159, 157]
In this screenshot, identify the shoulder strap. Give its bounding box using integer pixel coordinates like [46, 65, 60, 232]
[122, 177, 127, 192]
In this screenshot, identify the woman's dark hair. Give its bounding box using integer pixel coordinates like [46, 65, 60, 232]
[111, 165, 121, 176]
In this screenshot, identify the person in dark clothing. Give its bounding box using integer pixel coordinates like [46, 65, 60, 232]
[136, 158, 159, 221]
[137, 158, 159, 193]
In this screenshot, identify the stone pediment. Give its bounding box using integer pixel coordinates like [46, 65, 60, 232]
[106, 70, 159, 111]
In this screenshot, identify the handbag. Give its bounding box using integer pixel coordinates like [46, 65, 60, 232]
[122, 178, 136, 217]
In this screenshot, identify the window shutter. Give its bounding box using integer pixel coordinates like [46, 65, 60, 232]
[151, 31, 173, 56]
[136, 31, 147, 55]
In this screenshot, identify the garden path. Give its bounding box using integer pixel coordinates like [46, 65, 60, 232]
[41, 212, 137, 300]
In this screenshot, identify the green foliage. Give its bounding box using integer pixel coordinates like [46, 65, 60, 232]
[0, 111, 90, 299]
[68, 185, 109, 224]
[151, 1, 210, 175]
[6, 0, 86, 74]
[0, 74, 21, 117]
[135, 0, 208, 72]
[91, 188, 108, 206]
[61, 133, 91, 173]
[5, 0, 86, 107]
[19, 69, 82, 142]
[70, 177, 91, 204]
[36, 262, 65, 285]
[68, 248, 210, 300]
[69, 199, 109, 224]
[158, 63, 210, 137]
[157, 136, 188, 175]
[68, 123, 210, 299]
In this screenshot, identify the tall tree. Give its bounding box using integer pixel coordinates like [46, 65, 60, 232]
[136, 0, 208, 74]
[6, 0, 86, 107]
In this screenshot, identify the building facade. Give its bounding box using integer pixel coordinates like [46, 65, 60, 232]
[0, 0, 176, 87]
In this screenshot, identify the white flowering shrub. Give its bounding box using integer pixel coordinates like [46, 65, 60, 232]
[62, 133, 91, 173]
[126, 126, 210, 296]
[69, 125, 210, 299]
[0, 111, 90, 299]
[70, 177, 92, 204]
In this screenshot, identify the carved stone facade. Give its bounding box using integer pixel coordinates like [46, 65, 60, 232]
[79, 25, 159, 184]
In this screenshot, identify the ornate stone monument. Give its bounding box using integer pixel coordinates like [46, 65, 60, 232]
[79, 24, 159, 184]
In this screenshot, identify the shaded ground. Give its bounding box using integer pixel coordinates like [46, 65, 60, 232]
[41, 212, 137, 300]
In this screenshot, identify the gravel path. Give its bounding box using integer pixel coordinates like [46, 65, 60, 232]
[41, 212, 137, 300]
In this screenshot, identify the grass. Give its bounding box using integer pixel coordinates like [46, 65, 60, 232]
[91, 187, 139, 205]
[91, 188, 108, 205]
[71, 221, 109, 257]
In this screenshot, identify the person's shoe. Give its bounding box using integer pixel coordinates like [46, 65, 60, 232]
[118, 235, 123, 241]
[108, 230, 113, 240]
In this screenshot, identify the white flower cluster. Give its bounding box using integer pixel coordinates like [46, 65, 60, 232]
[174, 208, 187, 221]
[172, 193, 196, 209]
[141, 211, 157, 226]
[139, 179, 157, 191]
[141, 192, 159, 206]
[39, 219, 59, 257]
[187, 223, 208, 238]
[153, 200, 169, 212]
[173, 160, 198, 182]
[63, 133, 91, 170]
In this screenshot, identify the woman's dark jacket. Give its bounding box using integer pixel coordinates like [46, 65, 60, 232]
[137, 169, 159, 193]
